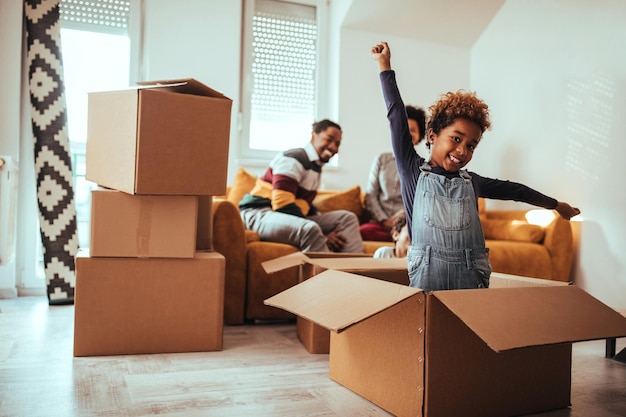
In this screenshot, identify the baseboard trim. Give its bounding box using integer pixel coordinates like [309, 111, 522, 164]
[0, 287, 18, 299]
[17, 287, 46, 297]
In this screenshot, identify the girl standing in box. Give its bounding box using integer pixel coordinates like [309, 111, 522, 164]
[371, 41, 580, 292]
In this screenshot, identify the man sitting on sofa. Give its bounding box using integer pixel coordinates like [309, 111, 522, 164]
[239, 119, 364, 253]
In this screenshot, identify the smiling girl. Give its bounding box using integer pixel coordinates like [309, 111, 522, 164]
[371, 41, 580, 292]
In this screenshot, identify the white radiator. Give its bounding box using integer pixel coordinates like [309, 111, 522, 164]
[0, 156, 18, 266]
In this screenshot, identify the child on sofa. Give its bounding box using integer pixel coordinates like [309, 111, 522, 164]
[360, 105, 426, 242]
[373, 210, 410, 259]
[371, 41, 580, 292]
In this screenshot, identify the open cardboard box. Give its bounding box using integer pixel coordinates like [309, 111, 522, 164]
[86, 78, 232, 195]
[265, 269, 626, 417]
[74, 250, 225, 356]
[263, 252, 409, 353]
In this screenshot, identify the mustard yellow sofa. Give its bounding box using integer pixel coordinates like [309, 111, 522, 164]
[479, 199, 574, 284]
[212, 169, 574, 324]
[212, 169, 392, 324]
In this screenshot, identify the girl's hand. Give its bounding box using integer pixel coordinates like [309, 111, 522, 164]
[555, 201, 581, 220]
[371, 42, 391, 72]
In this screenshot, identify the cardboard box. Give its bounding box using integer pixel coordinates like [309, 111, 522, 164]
[265, 271, 626, 417]
[263, 252, 408, 353]
[74, 250, 225, 356]
[89, 188, 212, 258]
[86, 78, 232, 195]
[489, 271, 571, 288]
[195, 195, 214, 252]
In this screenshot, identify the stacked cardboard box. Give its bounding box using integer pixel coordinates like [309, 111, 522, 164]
[73, 79, 232, 357]
[265, 256, 626, 417]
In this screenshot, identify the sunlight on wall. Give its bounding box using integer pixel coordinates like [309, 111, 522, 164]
[61, 28, 130, 144]
[566, 70, 613, 182]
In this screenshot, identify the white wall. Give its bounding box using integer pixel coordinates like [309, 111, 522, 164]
[471, 0, 626, 309]
[140, 0, 243, 185]
[0, 0, 25, 297]
[0, 0, 22, 161]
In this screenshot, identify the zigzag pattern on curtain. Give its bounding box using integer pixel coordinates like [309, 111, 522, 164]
[25, 0, 78, 304]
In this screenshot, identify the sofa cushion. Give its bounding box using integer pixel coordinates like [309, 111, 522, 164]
[486, 239, 552, 280]
[313, 185, 363, 219]
[228, 168, 257, 206]
[482, 219, 545, 243]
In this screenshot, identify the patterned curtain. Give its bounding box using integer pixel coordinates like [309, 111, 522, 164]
[24, 0, 78, 305]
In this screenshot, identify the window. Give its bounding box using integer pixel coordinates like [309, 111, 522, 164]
[60, 0, 131, 249]
[241, 0, 326, 162]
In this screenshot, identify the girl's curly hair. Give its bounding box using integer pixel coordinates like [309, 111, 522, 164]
[427, 90, 491, 138]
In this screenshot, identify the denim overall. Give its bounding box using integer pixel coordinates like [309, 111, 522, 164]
[407, 163, 491, 292]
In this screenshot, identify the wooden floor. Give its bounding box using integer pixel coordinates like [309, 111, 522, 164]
[1, 296, 625, 417]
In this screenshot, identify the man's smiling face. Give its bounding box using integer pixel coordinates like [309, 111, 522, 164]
[311, 126, 342, 163]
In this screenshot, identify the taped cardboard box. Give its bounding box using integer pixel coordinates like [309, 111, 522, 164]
[263, 252, 408, 354]
[89, 189, 213, 258]
[74, 250, 225, 356]
[265, 271, 626, 417]
[86, 78, 231, 195]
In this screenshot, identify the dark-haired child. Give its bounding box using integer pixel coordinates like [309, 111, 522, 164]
[361, 105, 426, 242]
[371, 41, 580, 292]
[373, 210, 410, 259]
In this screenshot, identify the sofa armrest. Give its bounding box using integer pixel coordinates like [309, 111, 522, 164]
[245, 241, 300, 321]
[245, 229, 261, 243]
[363, 241, 394, 255]
[484, 209, 574, 282]
[212, 198, 248, 324]
[542, 213, 574, 282]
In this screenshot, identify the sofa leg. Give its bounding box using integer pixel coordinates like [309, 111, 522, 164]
[606, 337, 626, 363]
[606, 337, 616, 358]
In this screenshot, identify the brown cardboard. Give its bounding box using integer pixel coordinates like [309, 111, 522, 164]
[262, 253, 409, 353]
[489, 271, 570, 288]
[195, 195, 213, 252]
[265, 271, 626, 417]
[74, 250, 225, 356]
[423, 292, 572, 417]
[86, 78, 232, 195]
[89, 188, 210, 258]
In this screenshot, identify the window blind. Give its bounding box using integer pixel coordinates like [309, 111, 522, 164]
[59, 0, 130, 35]
[249, 0, 318, 151]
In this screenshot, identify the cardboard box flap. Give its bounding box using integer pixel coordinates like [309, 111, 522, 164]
[304, 257, 408, 272]
[262, 252, 407, 274]
[265, 270, 419, 332]
[262, 252, 311, 273]
[489, 272, 570, 288]
[136, 78, 229, 99]
[433, 285, 626, 352]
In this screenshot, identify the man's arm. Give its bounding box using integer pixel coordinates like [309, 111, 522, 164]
[268, 152, 311, 217]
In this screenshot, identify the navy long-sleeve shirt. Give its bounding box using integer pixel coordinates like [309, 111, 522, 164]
[380, 70, 558, 242]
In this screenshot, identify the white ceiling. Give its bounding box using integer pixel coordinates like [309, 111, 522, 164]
[341, 0, 505, 48]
